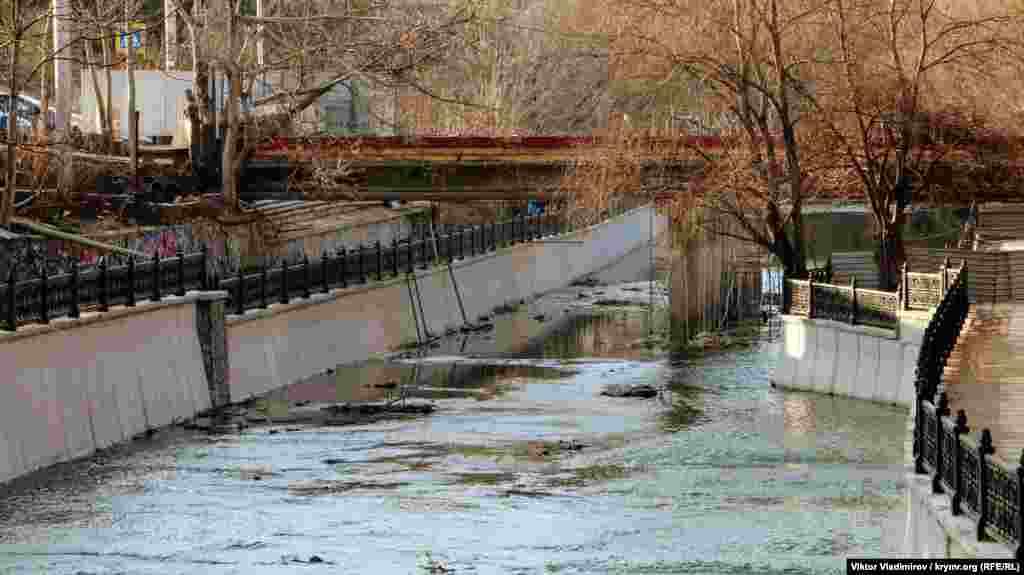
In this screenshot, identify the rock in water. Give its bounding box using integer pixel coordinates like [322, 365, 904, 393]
[600, 384, 658, 398]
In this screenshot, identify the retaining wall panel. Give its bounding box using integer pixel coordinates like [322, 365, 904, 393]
[877, 340, 905, 404]
[812, 324, 838, 394]
[834, 330, 860, 397]
[854, 335, 881, 402]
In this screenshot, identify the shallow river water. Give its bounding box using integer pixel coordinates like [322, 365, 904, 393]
[0, 274, 909, 574]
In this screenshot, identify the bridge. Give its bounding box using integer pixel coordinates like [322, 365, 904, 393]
[241, 134, 1024, 206]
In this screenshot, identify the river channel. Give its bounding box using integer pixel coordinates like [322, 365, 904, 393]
[0, 259, 909, 574]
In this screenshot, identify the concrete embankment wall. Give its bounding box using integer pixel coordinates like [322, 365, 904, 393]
[226, 205, 667, 402]
[0, 206, 664, 485]
[0, 293, 219, 485]
[773, 312, 930, 407]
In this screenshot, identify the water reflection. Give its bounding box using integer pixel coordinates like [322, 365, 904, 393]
[504, 311, 662, 359]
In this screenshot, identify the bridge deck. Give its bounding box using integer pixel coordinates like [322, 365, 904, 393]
[942, 303, 1024, 457]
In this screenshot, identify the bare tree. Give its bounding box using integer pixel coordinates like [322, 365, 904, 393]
[165, 0, 477, 212]
[802, 0, 1023, 288]
[582, 0, 822, 278]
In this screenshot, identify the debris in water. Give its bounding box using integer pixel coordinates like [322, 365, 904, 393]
[600, 384, 659, 398]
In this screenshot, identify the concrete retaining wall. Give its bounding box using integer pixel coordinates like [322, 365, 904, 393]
[225, 205, 666, 402]
[0, 206, 663, 485]
[0, 293, 219, 485]
[774, 312, 930, 407]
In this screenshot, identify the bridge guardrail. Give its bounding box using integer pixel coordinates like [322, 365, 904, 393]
[0, 201, 645, 331]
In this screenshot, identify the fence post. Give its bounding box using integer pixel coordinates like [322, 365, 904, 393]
[280, 259, 289, 304]
[420, 235, 428, 270]
[1017, 450, 1023, 560]
[850, 276, 857, 325]
[933, 392, 950, 494]
[303, 256, 312, 298]
[952, 410, 969, 515]
[407, 238, 414, 275]
[978, 428, 996, 541]
[375, 240, 383, 282]
[260, 263, 268, 309]
[99, 259, 109, 312]
[460, 229, 466, 259]
[357, 243, 365, 283]
[126, 256, 136, 307]
[942, 256, 950, 300]
[448, 234, 455, 263]
[5, 270, 15, 331]
[151, 252, 161, 303]
[339, 248, 348, 289]
[69, 261, 80, 319]
[915, 386, 926, 473]
[807, 276, 815, 319]
[902, 262, 909, 311]
[176, 249, 186, 296]
[321, 252, 330, 294]
[392, 238, 399, 277]
[200, 244, 209, 291]
[235, 267, 245, 315]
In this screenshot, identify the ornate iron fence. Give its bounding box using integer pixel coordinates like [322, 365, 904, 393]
[0, 208, 597, 331]
[782, 258, 958, 331]
[782, 276, 900, 330]
[911, 262, 1024, 557]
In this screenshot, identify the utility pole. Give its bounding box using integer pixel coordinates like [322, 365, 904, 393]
[125, 0, 137, 175]
[164, 0, 177, 70]
[52, 0, 71, 140]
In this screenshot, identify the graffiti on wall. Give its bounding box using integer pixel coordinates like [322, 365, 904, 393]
[7, 216, 416, 280]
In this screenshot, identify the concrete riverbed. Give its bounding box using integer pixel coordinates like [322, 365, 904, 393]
[0, 264, 909, 574]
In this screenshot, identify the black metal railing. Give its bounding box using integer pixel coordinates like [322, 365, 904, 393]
[911, 262, 1024, 556]
[0, 203, 633, 330]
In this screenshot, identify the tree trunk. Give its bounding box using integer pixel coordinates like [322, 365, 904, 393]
[221, 67, 241, 209]
[1, 0, 19, 227]
[878, 218, 905, 291]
